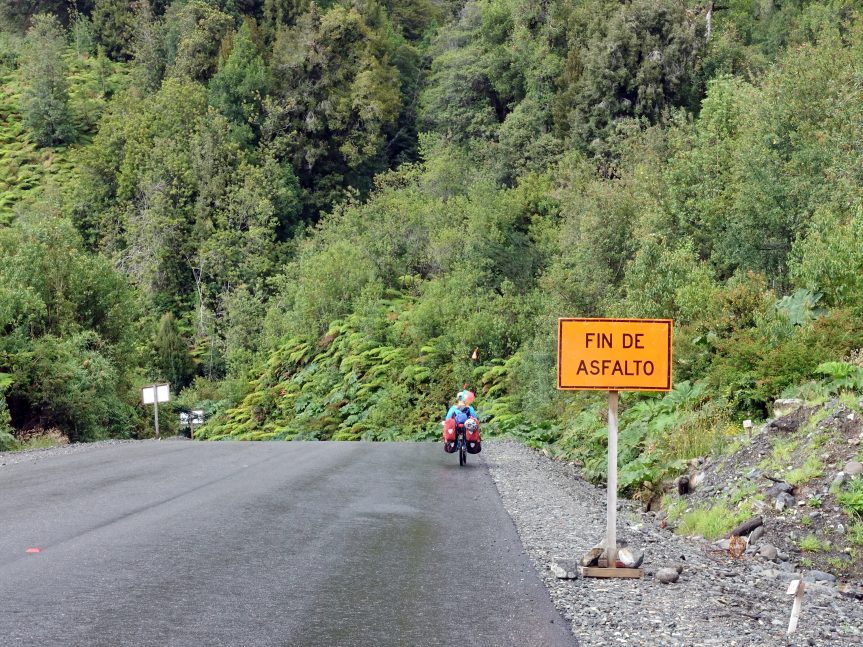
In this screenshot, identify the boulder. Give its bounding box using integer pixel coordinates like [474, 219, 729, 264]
[550, 557, 580, 579]
[766, 482, 794, 497]
[656, 567, 679, 584]
[759, 544, 778, 561]
[775, 492, 795, 511]
[618, 547, 644, 569]
[832, 472, 848, 488]
[773, 398, 803, 417]
[749, 526, 765, 544]
[803, 570, 837, 584]
[844, 461, 863, 476]
[581, 546, 605, 568]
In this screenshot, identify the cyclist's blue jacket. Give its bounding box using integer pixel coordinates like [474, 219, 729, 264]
[445, 405, 477, 420]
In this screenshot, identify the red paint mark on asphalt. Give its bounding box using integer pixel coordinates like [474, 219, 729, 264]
[25, 548, 41, 553]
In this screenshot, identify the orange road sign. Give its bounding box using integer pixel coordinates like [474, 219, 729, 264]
[557, 318, 672, 391]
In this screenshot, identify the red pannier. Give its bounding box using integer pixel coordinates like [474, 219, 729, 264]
[465, 417, 481, 454]
[442, 418, 457, 453]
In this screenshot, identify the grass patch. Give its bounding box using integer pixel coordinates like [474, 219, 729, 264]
[17, 435, 66, 451]
[785, 456, 824, 486]
[677, 503, 745, 540]
[838, 479, 863, 518]
[848, 523, 863, 547]
[661, 494, 688, 524]
[799, 534, 830, 552]
[759, 436, 801, 473]
[729, 481, 760, 505]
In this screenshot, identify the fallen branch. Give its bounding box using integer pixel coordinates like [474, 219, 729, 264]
[725, 515, 763, 538]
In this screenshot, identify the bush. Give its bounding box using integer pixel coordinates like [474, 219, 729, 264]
[10, 334, 136, 442]
[0, 373, 15, 450]
[839, 479, 863, 519]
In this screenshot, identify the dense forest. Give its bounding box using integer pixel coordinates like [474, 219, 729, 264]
[2, 0, 863, 494]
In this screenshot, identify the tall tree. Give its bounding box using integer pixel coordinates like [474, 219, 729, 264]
[20, 14, 75, 147]
[208, 19, 268, 143]
[92, 0, 136, 60]
[263, 3, 404, 215]
[153, 312, 194, 388]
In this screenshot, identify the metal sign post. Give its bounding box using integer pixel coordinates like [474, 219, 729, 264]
[142, 384, 170, 439]
[607, 390, 619, 568]
[558, 318, 673, 579]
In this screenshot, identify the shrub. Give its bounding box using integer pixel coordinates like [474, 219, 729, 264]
[839, 479, 863, 519]
[0, 373, 15, 451]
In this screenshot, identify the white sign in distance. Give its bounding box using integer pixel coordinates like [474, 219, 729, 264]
[142, 384, 170, 405]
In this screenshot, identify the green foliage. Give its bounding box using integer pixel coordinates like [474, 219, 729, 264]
[208, 20, 268, 142]
[0, 372, 14, 450]
[839, 479, 863, 519]
[677, 504, 747, 540]
[814, 361, 863, 394]
[848, 522, 863, 547]
[164, 0, 234, 82]
[263, 2, 409, 214]
[153, 313, 194, 389]
[567, 0, 706, 159]
[0, 203, 141, 440]
[799, 534, 830, 553]
[785, 456, 824, 486]
[20, 14, 75, 147]
[93, 0, 137, 61]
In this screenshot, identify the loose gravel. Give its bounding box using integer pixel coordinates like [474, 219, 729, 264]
[0, 438, 169, 467]
[482, 440, 863, 647]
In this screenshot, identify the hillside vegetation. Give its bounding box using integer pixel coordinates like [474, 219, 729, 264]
[2, 0, 863, 533]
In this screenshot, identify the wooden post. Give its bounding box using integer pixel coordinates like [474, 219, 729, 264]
[607, 390, 619, 567]
[787, 579, 805, 634]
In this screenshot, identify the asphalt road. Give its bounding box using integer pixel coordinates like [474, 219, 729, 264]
[0, 441, 576, 647]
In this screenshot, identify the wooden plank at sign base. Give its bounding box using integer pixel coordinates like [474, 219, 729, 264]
[558, 318, 673, 391]
[580, 567, 643, 579]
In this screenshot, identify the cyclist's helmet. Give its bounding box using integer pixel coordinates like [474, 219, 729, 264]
[458, 390, 475, 404]
[465, 417, 478, 432]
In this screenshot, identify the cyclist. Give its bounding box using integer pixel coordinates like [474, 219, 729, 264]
[444, 390, 476, 422]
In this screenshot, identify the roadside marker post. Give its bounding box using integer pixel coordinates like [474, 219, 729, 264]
[786, 579, 805, 634]
[142, 383, 170, 439]
[558, 318, 673, 579]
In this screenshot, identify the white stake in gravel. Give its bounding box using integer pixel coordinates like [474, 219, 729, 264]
[787, 579, 805, 635]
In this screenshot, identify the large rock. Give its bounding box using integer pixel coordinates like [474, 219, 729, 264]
[766, 482, 794, 497]
[759, 544, 778, 561]
[656, 567, 679, 584]
[803, 570, 837, 584]
[749, 526, 765, 544]
[618, 547, 644, 569]
[774, 398, 803, 417]
[775, 492, 795, 511]
[550, 557, 580, 579]
[581, 545, 605, 567]
[832, 472, 848, 489]
[845, 461, 863, 476]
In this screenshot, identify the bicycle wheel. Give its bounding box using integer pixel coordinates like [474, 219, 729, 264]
[459, 446, 466, 466]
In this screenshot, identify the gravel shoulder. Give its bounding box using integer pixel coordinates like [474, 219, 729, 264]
[482, 440, 863, 647]
[0, 438, 176, 467]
